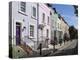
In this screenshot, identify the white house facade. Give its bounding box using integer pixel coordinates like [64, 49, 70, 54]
[9, 1, 39, 51]
[38, 3, 51, 48]
[9, 2, 52, 52]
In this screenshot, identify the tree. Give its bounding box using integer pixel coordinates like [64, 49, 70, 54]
[46, 3, 52, 7]
[68, 26, 78, 40]
[59, 38, 62, 46]
[75, 29, 78, 39]
[50, 37, 57, 52]
[73, 5, 78, 17]
[63, 33, 69, 44]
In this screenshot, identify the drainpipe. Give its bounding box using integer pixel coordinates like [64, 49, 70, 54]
[37, 3, 39, 47]
[9, 2, 13, 58]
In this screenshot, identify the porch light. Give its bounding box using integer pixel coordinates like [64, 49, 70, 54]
[22, 26, 26, 32]
[38, 24, 45, 30]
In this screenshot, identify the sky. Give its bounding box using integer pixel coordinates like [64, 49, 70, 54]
[52, 4, 78, 29]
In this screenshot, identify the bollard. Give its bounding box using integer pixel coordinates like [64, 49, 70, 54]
[39, 43, 42, 55]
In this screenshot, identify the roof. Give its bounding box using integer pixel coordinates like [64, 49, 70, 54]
[61, 17, 69, 26]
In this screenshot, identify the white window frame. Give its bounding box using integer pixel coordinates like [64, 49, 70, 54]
[29, 25, 34, 37]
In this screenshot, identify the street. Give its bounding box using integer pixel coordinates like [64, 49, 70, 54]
[50, 39, 78, 56]
[28, 39, 78, 57]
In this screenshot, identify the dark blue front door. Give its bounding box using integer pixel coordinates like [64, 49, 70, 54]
[16, 22, 21, 45]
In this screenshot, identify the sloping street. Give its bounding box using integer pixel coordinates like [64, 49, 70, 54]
[28, 39, 78, 57]
[50, 39, 78, 56]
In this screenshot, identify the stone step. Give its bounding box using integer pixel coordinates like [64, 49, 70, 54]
[19, 44, 33, 56]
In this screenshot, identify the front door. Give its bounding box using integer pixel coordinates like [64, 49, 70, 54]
[16, 22, 21, 45]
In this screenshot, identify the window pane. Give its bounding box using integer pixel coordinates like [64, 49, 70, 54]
[33, 7, 36, 17]
[20, 2, 26, 12]
[46, 29, 49, 37]
[42, 13, 45, 22]
[47, 16, 49, 25]
[30, 25, 34, 37]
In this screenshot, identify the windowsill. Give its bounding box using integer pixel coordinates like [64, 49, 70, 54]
[18, 10, 28, 16]
[28, 36, 35, 39]
[47, 24, 50, 25]
[31, 16, 37, 20]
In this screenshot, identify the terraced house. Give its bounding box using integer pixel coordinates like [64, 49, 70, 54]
[38, 3, 51, 48]
[50, 8, 63, 44]
[9, 1, 70, 58]
[9, 2, 52, 57]
[9, 2, 39, 57]
[60, 17, 70, 41]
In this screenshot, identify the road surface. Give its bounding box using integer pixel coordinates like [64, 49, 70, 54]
[52, 39, 78, 56]
[27, 39, 78, 57]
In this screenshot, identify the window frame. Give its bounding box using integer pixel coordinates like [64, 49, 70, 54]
[32, 6, 36, 18]
[47, 16, 49, 25]
[46, 29, 49, 37]
[20, 2, 26, 13]
[30, 25, 34, 37]
[42, 13, 45, 23]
